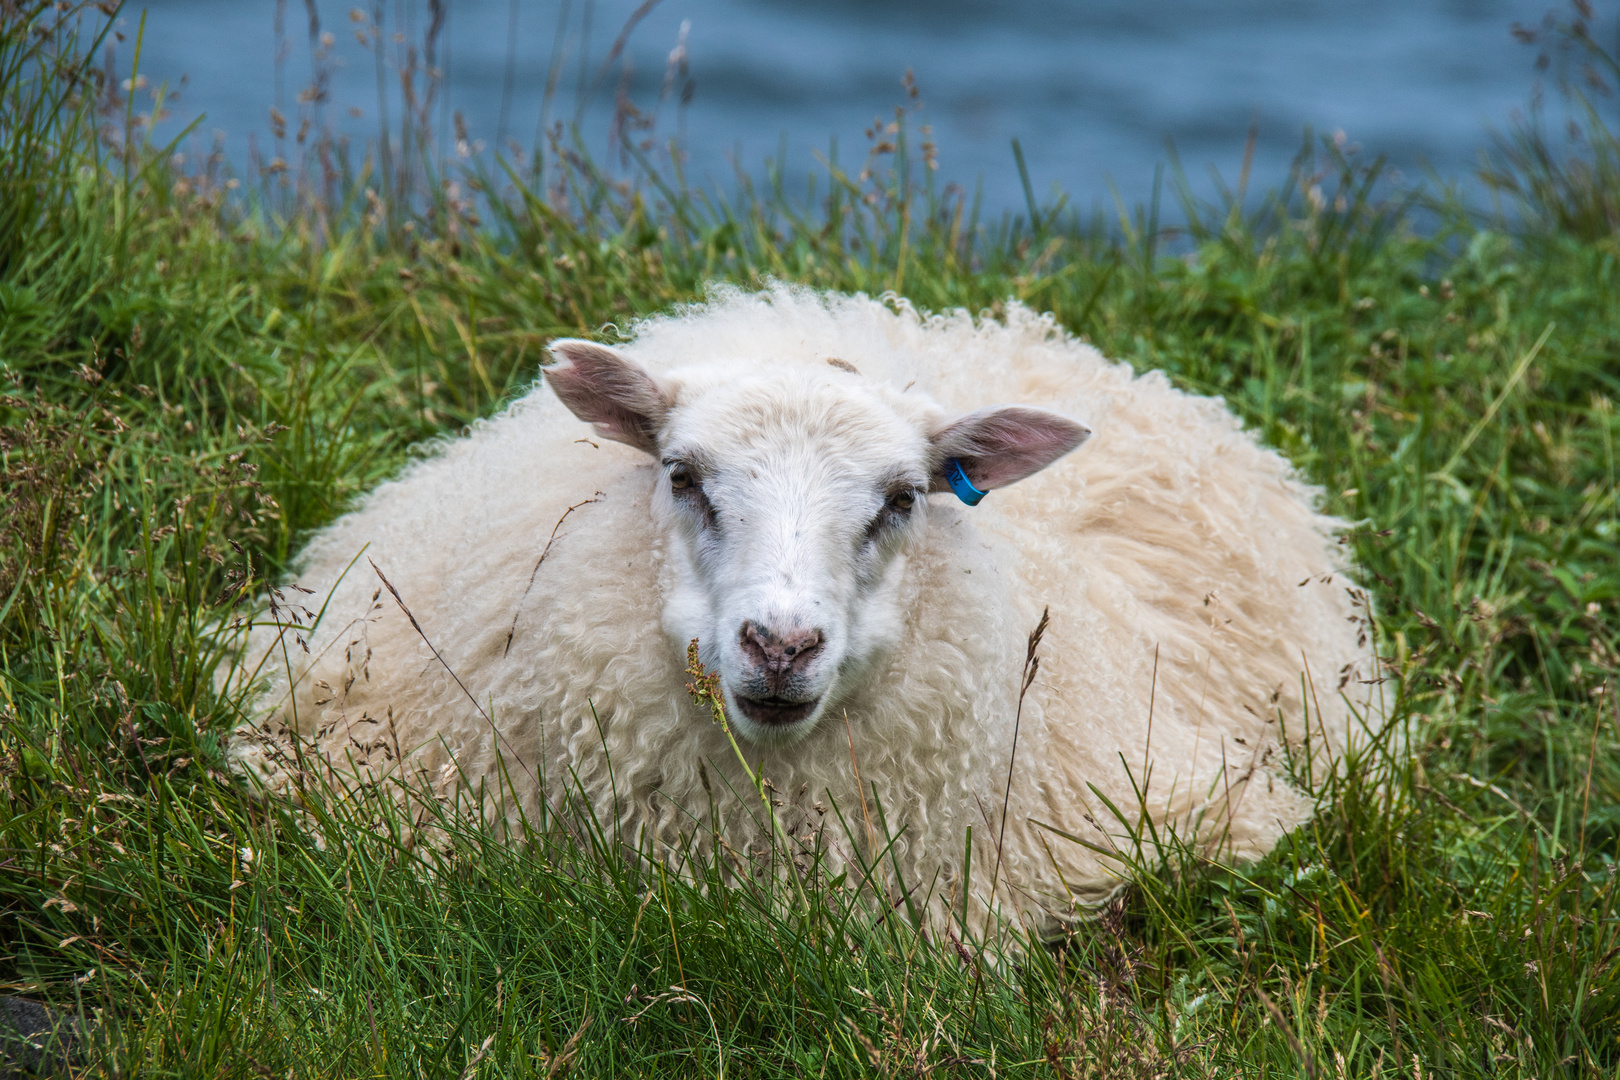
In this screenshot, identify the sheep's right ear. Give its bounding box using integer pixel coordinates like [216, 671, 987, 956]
[544, 339, 670, 455]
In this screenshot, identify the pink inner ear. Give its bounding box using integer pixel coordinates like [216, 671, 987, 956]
[932, 406, 1090, 490]
[544, 340, 669, 454]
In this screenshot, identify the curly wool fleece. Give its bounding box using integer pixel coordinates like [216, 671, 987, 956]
[229, 284, 1380, 933]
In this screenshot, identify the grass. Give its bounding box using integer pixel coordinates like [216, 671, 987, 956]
[2, 0, 1620, 1075]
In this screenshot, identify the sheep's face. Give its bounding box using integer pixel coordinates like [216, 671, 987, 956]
[546, 340, 1088, 744]
[651, 367, 933, 743]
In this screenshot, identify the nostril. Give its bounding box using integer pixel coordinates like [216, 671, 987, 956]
[778, 627, 824, 670]
[739, 622, 768, 665]
[788, 628, 823, 657]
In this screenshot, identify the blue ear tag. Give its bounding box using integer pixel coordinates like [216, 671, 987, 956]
[943, 458, 987, 506]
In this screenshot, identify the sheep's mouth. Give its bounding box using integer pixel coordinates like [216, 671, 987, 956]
[735, 694, 820, 727]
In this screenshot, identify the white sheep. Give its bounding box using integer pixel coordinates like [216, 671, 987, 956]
[228, 284, 1378, 934]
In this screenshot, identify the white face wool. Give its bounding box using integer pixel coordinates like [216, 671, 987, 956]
[544, 340, 1090, 744]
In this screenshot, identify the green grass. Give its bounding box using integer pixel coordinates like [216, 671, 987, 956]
[3, 2, 1620, 1076]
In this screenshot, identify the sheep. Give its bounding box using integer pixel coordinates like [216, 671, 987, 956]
[227, 283, 1379, 935]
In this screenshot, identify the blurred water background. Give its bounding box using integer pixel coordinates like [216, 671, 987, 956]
[123, 0, 1583, 213]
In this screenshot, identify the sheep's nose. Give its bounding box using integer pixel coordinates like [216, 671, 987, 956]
[738, 621, 825, 683]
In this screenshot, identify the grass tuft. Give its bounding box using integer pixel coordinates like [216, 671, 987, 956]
[1482, 0, 1620, 240]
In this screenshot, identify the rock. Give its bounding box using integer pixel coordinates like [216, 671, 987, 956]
[0, 998, 84, 1078]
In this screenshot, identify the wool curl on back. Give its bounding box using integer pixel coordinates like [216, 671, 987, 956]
[224, 283, 1384, 938]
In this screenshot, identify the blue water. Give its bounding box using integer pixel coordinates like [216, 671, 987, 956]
[123, 0, 1573, 213]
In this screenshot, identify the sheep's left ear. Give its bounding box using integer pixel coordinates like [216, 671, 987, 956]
[929, 406, 1090, 493]
[544, 339, 670, 455]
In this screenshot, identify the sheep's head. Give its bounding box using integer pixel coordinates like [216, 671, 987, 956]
[545, 340, 1089, 743]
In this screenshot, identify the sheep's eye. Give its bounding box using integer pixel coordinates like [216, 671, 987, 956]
[889, 490, 915, 512]
[670, 466, 694, 491]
